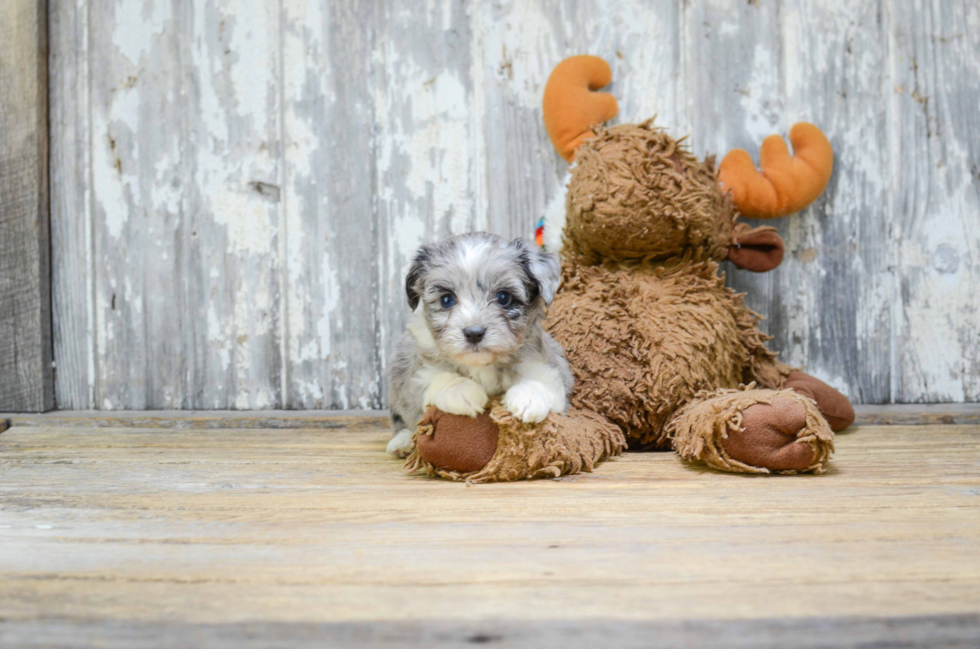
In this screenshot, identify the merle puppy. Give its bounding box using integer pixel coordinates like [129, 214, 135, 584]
[386, 232, 573, 457]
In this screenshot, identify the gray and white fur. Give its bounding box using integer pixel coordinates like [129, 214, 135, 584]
[386, 232, 573, 456]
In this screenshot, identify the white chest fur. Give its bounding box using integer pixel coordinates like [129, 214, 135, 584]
[462, 364, 511, 396]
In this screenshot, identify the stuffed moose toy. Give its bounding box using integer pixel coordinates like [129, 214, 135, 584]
[405, 55, 855, 482]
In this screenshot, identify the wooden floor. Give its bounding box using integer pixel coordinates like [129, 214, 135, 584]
[1, 410, 979, 647]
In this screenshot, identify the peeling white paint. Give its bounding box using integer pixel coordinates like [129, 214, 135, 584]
[112, 0, 171, 67]
[50, 0, 980, 410]
[739, 44, 784, 142]
[208, 189, 276, 256]
[226, 7, 275, 126]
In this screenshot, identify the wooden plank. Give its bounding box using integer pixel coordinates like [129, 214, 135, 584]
[1, 410, 390, 430]
[179, 0, 285, 409]
[0, 1, 52, 412]
[49, 0, 96, 409]
[889, 0, 980, 402]
[853, 402, 980, 426]
[72, 0, 285, 409]
[0, 422, 978, 637]
[281, 0, 382, 409]
[2, 404, 978, 430]
[1, 615, 978, 649]
[680, 0, 784, 181]
[83, 0, 182, 408]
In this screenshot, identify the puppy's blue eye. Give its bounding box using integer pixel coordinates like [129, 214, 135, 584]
[495, 291, 512, 307]
[440, 294, 455, 309]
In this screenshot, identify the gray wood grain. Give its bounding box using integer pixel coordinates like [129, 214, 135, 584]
[281, 0, 382, 409]
[889, 0, 980, 403]
[1, 419, 979, 645]
[3, 404, 980, 430]
[52, 0, 286, 409]
[0, 1, 53, 412]
[2, 615, 978, 649]
[46, 0, 980, 408]
[49, 0, 94, 410]
[178, 0, 285, 409]
[85, 0, 188, 409]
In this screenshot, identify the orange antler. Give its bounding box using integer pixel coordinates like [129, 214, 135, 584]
[718, 123, 834, 219]
[542, 55, 619, 162]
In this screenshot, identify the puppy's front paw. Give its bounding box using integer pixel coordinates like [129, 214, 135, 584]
[427, 377, 488, 417]
[386, 429, 415, 458]
[503, 383, 555, 424]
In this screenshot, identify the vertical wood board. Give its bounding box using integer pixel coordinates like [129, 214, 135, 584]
[0, 0, 53, 412]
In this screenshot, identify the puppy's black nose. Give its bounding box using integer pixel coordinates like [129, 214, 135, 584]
[463, 326, 486, 344]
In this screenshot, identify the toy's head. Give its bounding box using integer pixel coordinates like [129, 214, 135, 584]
[564, 121, 734, 263]
[540, 56, 834, 271]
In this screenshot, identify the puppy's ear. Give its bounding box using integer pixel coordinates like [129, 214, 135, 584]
[405, 245, 432, 310]
[521, 242, 561, 305]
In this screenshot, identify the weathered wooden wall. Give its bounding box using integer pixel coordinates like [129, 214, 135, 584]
[48, 0, 980, 410]
[1, 1, 53, 412]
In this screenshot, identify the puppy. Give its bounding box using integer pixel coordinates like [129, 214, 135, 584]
[386, 232, 573, 457]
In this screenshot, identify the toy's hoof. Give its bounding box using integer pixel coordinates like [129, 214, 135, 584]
[783, 371, 855, 432]
[416, 408, 499, 474]
[722, 397, 814, 472]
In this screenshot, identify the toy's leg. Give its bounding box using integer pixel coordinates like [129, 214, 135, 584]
[411, 408, 500, 474]
[782, 371, 855, 431]
[745, 345, 855, 432]
[405, 398, 626, 483]
[669, 388, 834, 474]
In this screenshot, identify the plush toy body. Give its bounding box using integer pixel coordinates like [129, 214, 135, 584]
[551, 255, 839, 473]
[552, 257, 783, 449]
[407, 56, 854, 481]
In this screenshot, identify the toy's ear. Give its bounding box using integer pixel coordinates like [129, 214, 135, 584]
[727, 226, 785, 273]
[719, 123, 833, 219]
[543, 55, 619, 162]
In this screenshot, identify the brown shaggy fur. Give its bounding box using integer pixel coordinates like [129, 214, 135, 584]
[548, 256, 790, 448]
[565, 122, 736, 264]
